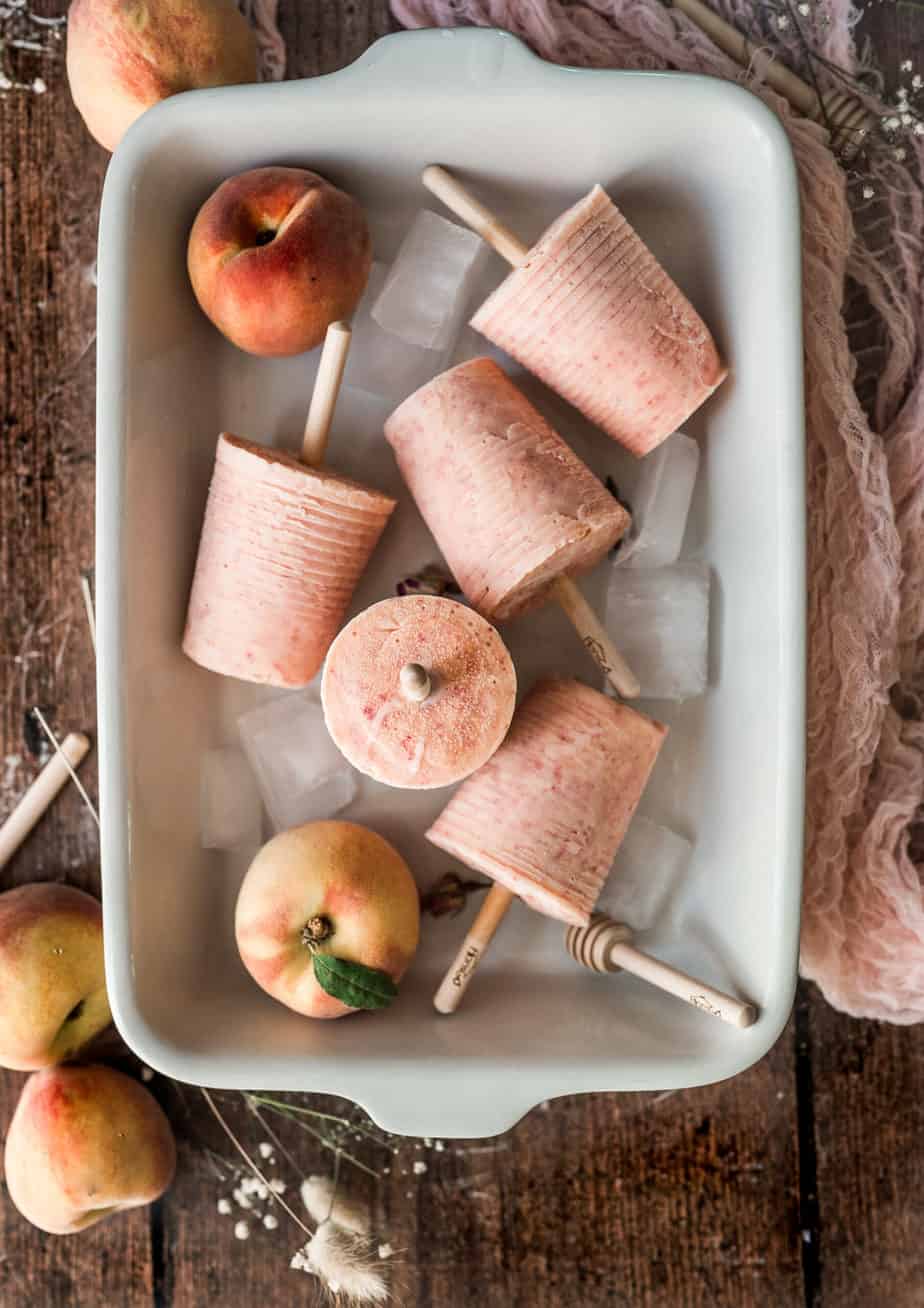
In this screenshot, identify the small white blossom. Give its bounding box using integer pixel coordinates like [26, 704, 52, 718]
[895, 147, 908, 161]
[883, 116, 901, 131]
[775, 13, 790, 29]
[232, 1187, 253, 1210]
[797, 2, 810, 14]
[217, 1198, 232, 1215]
[263, 1214, 279, 1230]
[862, 185, 875, 200]
[412, 1161, 428, 1176]
[0, 75, 14, 91]
[915, 122, 924, 136]
[434, 1140, 445, 1152]
[258, 1142, 274, 1159]
[32, 77, 46, 94]
[291, 1249, 308, 1271]
[913, 75, 923, 90]
[269, 1178, 286, 1195]
[234, 1220, 250, 1240]
[378, 1243, 394, 1260]
[901, 113, 913, 126]
[902, 59, 913, 73]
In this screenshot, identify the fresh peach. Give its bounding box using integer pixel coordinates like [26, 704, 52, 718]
[235, 820, 420, 1019]
[0, 884, 111, 1071]
[187, 166, 371, 356]
[66, 0, 257, 152]
[4, 1064, 176, 1235]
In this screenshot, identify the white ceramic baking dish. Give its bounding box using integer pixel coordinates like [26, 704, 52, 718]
[96, 27, 804, 1138]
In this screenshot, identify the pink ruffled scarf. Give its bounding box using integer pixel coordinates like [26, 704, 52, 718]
[253, 0, 924, 1023]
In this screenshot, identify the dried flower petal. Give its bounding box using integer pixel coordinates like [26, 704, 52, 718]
[420, 870, 490, 918]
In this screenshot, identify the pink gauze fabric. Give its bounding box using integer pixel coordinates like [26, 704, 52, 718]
[238, 0, 286, 81]
[244, 0, 924, 1022]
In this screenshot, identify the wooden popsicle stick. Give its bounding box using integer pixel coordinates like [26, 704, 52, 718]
[433, 884, 514, 1014]
[551, 576, 641, 700]
[0, 733, 91, 869]
[301, 321, 352, 467]
[566, 915, 757, 1028]
[666, 0, 873, 158]
[399, 662, 432, 703]
[422, 165, 529, 268]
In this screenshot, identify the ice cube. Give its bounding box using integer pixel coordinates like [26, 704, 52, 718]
[598, 815, 692, 931]
[619, 431, 700, 569]
[237, 694, 358, 832]
[605, 561, 710, 700]
[200, 747, 262, 850]
[346, 263, 452, 402]
[372, 211, 485, 351]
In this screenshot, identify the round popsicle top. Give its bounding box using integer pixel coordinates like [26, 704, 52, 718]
[321, 596, 516, 790]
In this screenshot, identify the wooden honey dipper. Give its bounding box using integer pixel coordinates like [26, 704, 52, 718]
[666, 0, 874, 160]
[566, 913, 758, 1028]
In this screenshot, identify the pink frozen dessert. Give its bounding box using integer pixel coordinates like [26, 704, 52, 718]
[183, 434, 396, 687]
[470, 185, 726, 456]
[384, 358, 629, 622]
[427, 677, 667, 926]
[321, 595, 516, 790]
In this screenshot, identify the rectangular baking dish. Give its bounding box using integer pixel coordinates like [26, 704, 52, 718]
[96, 27, 804, 1138]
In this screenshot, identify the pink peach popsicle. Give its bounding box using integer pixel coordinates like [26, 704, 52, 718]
[385, 358, 640, 698]
[430, 677, 667, 1013]
[423, 166, 726, 457]
[321, 595, 516, 789]
[183, 324, 396, 687]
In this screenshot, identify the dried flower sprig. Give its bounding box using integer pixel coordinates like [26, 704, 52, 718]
[245, 1094, 392, 1179]
[203, 1091, 395, 1303]
[292, 1224, 390, 1304]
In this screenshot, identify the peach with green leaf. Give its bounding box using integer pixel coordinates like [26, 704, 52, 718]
[235, 821, 420, 1019]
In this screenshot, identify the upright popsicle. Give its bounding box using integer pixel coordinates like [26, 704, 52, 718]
[429, 678, 667, 1012]
[423, 166, 727, 457]
[385, 358, 640, 698]
[183, 324, 396, 687]
[321, 595, 517, 789]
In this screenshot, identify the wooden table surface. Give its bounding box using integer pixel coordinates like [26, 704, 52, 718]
[2, 3, 923, 1305]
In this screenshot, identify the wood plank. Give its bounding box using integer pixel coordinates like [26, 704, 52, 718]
[0, 4, 151, 1304]
[381, 1037, 802, 1307]
[809, 993, 924, 1308]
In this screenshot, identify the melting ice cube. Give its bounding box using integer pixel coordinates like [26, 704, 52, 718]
[605, 561, 710, 701]
[598, 815, 692, 931]
[372, 210, 486, 351]
[619, 431, 700, 569]
[237, 694, 357, 833]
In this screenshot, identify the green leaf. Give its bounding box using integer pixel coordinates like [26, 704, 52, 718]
[312, 952, 398, 1011]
